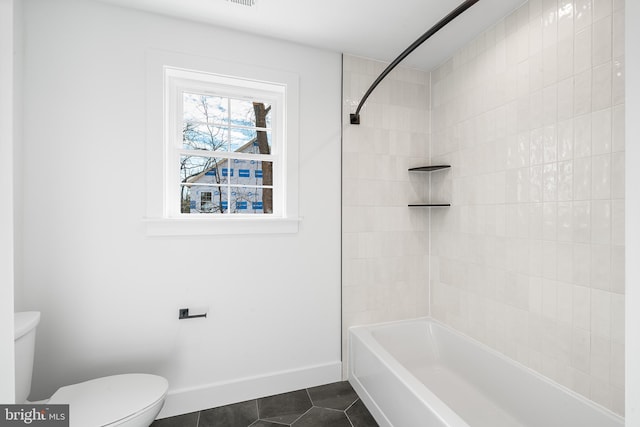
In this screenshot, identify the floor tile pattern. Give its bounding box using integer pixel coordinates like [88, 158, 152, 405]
[151, 381, 378, 427]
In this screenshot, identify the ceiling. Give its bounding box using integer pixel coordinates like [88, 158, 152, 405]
[96, 0, 525, 70]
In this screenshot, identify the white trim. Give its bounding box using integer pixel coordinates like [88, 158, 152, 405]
[146, 49, 300, 235]
[144, 216, 300, 236]
[0, 0, 16, 403]
[626, 1, 639, 423]
[157, 361, 342, 419]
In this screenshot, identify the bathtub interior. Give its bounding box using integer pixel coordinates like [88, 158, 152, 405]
[358, 319, 623, 427]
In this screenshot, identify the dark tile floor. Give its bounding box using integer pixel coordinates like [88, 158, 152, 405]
[151, 381, 378, 427]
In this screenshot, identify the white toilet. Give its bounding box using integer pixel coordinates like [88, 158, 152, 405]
[14, 311, 169, 427]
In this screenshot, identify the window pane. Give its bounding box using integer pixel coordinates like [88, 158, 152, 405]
[227, 159, 242, 185]
[181, 155, 231, 184]
[183, 124, 228, 152]
[258, 160, 273, 187]
[230, 99, 271, 129]
[229, 186, 271, 214]
[181, 184, 272, 214]
[183, 93, 228, 124]
[181, 185, 227, 214]
[230, 129, 272, 154]
[181, 185, 193, 213]
[228, 160, 271, 186]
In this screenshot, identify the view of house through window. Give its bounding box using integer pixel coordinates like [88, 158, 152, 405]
[164, 67, 295, 224]
[180, 92, 275, 214]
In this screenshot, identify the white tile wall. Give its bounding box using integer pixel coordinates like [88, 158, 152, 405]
[342, 55, 431, 376]
[430, 0, 625, 415]
[342, 0, 624, 416]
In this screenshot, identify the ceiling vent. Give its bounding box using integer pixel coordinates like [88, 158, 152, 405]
[228, 0, 255, 6]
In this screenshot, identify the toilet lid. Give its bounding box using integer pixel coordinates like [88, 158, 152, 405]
[48, 374, 168, 427]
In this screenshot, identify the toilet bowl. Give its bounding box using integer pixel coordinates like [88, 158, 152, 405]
[14, 312, 169, 427]
[47, 374, 168, 427]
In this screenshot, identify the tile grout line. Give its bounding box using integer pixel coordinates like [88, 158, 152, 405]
[247, 399, 261, 427]
[288, 406, 314, 426]
[260, 387, 314, 426]
[305, 387, 313, 407]
[344, 397, 360, 427]
[345, 410, 356, 427]
[282, 387, 315, 425]
[343, 397, 359, 413]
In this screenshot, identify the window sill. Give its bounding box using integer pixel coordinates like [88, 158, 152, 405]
[144, 216, 301, 236]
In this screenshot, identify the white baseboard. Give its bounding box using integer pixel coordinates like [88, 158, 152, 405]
[157, 361, 342, 419]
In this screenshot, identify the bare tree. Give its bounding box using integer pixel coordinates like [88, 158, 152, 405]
[181, 96, 227, 213]
[181, 96, 273, 214]
[253, 102, 273, 213]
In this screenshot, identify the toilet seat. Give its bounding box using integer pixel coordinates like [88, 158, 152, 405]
[48, 374, 168, 427]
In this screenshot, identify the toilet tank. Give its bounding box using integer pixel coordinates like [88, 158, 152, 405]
[14, 312, 40, 403]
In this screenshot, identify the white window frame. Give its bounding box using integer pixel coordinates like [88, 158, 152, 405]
[145, 50, 300, 235]
[166, 67, 283, 217]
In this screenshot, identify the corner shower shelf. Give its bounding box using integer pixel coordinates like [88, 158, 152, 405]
[408, 164, 451, 207]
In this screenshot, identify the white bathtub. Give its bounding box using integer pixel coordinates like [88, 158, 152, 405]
[349, 317, 623, 427]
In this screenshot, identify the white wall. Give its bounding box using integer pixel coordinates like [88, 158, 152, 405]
[17, 0, 342, 417]
[12, 0, 23, 314]
[341, 55, 431, 376]
[626, 0, 639, 424]
[0, 0, 16, 403]
[430, 0, 625, 415]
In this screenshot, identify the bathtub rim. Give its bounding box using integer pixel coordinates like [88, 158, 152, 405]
[348, 316, 624, 426]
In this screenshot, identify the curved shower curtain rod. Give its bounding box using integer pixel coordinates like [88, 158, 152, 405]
[350, 0, 481, 125]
